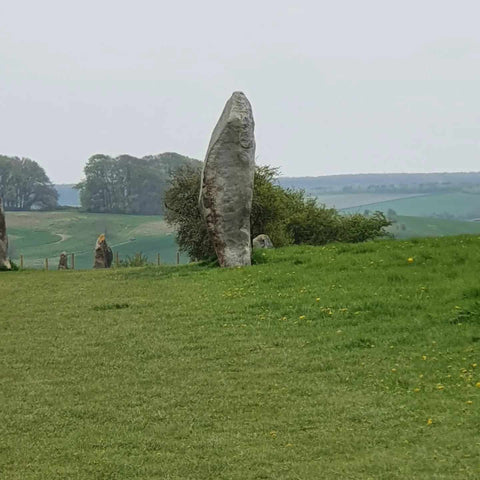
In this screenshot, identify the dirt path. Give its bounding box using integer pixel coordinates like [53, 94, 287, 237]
[53, 233, 71, 244]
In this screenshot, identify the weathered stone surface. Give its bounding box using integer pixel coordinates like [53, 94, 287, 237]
[0, 198, 11, 270]
[93, 234, 113, 268]
[200, 91, 255, 267]
[252, 234, 274, 249]
[58, 252, 68, 270]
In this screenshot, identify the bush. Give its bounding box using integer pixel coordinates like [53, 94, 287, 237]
[164, 165, 391, 261]
[118, 252, 149, 268]
[164, 165, 215, 261]
[337, 212, 392, 243]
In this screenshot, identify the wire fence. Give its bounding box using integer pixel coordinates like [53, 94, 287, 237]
[15, 251, 182, 270]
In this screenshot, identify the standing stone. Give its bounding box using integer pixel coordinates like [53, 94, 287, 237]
[252, 234, 274, 249]
[93, 234, 113, 269]
[58, 252, 68, 270]
[0, 198, 11, 270]
[200, 91, 255, 267]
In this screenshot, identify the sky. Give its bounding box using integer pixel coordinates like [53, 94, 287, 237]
[1, 0, 480, 183]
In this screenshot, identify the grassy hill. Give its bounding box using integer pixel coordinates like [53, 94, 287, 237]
[5, 211, 187, 269]
[1, 237, 479, 478]
[388, 215, 480, 239]
[342, 192, 480, 220]
[312, 192, 424, 210]
[6, 210, 480, 271]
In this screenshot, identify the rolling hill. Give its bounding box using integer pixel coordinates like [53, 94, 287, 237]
[5, 211, 186, 269]
[342, 192, 480, 220]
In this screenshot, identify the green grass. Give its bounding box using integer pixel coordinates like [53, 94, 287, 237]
[343, 192, 480, 219]
[5, 211, 186, 269]
[1, 236, 480, 479]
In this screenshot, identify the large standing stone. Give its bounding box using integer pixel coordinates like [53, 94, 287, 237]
[0, 198, 11, 270]
[93, 234, 113, 269]
[200, 91, 256, 267]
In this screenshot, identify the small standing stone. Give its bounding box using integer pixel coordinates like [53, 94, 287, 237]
[58, 252, 68, 270]
[93, 234, 113, 268]
[0, 198, 11, 270]
[199, 91, 256, 267]
[252, 234, 274, 249]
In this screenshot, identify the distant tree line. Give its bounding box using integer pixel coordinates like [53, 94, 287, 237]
[75, 153, 201, 215]
[340, 183, 462, 194]
[280, 172, 480, 192]
[0, 155, 58, 210]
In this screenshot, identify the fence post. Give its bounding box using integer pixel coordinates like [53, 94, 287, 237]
[176, 251, 180, 265]
[115, 251, 119, 267]
[71, 253, 75, 270]
[20, 255, 24, 269]
[45, 258, 49, 270]
[157, 253, 160, 266]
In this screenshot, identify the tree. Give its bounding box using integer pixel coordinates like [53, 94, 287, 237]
[0, 156, 58, 210]
[76, 153, 200, 214]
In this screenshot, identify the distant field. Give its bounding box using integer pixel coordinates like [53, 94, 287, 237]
[389, 215, 480, 239]
[5, 211, 186, 269]
[342, 192, 480, 219]
[312, 192, 424, 209]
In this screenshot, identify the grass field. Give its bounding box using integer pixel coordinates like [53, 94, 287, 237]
[342, 192, 480, 219]
[5, 211, 186, 269]
[1, 237, 479, 479]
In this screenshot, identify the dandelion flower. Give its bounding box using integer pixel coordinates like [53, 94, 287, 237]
[466, 400, 473, 405]
[299, 315, 305, 320]
[437, 385, 445, 390]
[476, 382, 480, 388]
[407, 257, 414, 263]
[427, 418, 433, 426]
[422, 355, 427, 361]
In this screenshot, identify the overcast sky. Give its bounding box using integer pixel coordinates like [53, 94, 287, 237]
[1, 0, 480, 183]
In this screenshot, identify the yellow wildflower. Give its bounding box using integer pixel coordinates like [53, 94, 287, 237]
[427, 418, 433, 426]
[407, 257, 414, 263]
